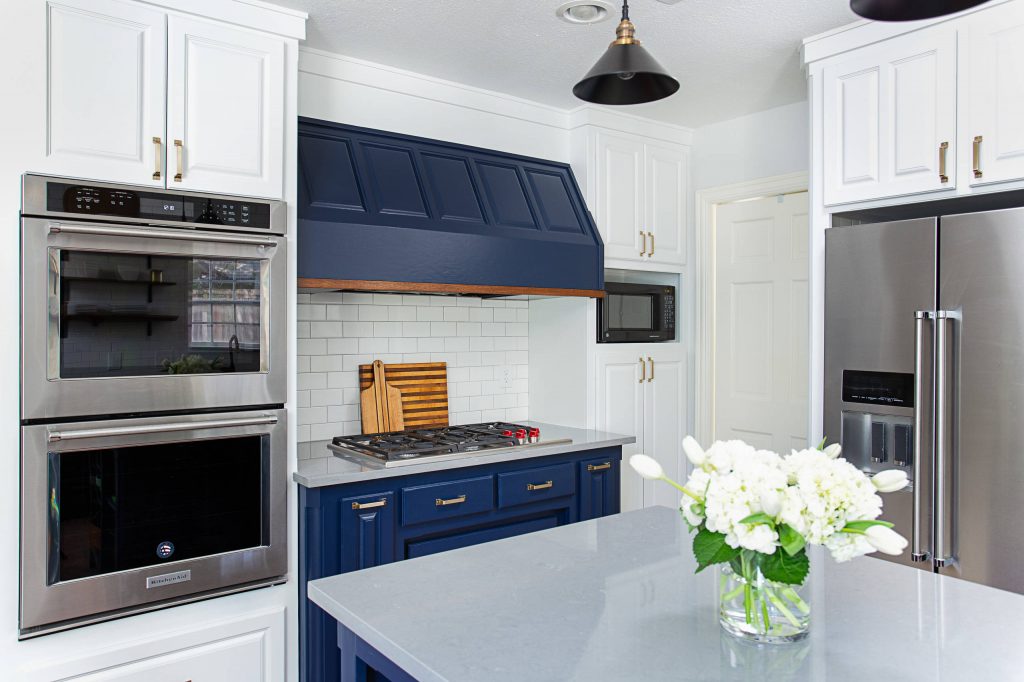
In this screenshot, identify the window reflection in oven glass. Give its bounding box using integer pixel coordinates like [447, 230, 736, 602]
[58, 251, 264, 377]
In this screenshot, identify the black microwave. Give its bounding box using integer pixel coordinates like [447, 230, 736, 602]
[597, 283, 676, 343]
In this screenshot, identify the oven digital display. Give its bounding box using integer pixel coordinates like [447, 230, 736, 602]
[139, 196, 184, 218]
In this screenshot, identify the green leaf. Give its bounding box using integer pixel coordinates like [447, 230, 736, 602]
[778, 524, 806, 557]
[843, 519, 895, 532]
[759, 548, 810, 585]
[738, 512, 774, 526]
[816, 437, 828, 451]
[692, 528, 740, 573]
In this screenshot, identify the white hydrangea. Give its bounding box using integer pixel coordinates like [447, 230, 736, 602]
[825, 531, 874, 562]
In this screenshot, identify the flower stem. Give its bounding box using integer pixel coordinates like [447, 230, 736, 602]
[765, 588, 802, 629]
[760, 589, 770, 634]
[722, 583, 745, 602]
[659, 475, 701, 502]
[781, 586, 810, 615]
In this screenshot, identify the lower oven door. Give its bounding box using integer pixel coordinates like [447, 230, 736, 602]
[20, 409, 287, 637]
[21, 217, 286, 420]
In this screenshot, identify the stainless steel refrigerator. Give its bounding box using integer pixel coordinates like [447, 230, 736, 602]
[825, 207, 1024, 595]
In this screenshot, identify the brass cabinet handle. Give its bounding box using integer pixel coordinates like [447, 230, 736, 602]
[639, 230, 647, 257]
[973, 135, 983, 179]
[647, 356, 654, 382]
[527, 480, 553, 491]
[939, 141, 949, 183]
[638, 356, 646, 383]
[152, 136, 162, 181]
[351, 498, 387, 510]
[173, 139, 183, 182]
[587, 462, 612, 472]
[647, 231, 654, 256]
[436, 494, 467, 507]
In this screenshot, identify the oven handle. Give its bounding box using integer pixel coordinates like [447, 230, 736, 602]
[48, 223, 278, 247]
[48, 414, 279, 443]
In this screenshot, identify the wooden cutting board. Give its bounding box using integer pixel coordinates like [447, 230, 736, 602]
[358, 361, 449, 432]
[359, 360, 404, 434]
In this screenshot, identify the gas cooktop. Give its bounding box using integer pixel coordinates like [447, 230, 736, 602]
[328, 422, 571, 469]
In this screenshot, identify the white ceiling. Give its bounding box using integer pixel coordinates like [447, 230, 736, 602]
[281, 0, 859, 128]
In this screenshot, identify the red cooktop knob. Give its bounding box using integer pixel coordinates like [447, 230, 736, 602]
[502, 430, 513, 437]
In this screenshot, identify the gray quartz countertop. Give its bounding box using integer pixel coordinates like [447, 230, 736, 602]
[308, 506, 1023, 682]
[292, 421, 634, 488]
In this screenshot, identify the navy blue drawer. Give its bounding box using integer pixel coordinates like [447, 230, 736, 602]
[401, 475, 494, 526]
[497, 462, 575, 509]
[406, 514, 560, 559]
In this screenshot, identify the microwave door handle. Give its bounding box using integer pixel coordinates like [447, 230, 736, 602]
[48, 414, 279, 443]
[48, 223, 278, 247]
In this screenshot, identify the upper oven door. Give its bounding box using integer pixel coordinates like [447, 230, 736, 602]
[21, 218, 286, 420]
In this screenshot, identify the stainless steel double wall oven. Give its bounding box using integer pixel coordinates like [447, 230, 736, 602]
[19, 175, 288, 637]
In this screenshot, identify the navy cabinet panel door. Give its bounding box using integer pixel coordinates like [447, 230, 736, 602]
[297, 119, 604, 291]
[340, 492, 395, 572]
[578, 456, 621, 521]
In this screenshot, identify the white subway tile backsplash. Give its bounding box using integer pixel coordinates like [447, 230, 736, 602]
[296, 295, 530, 450]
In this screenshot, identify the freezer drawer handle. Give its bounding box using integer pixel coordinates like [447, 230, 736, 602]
[911, 311, 932, 563]
[47, 414, 278, 443]
[49, 223, 278, 247]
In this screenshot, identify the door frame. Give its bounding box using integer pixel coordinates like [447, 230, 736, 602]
[694, 171, 808, 446]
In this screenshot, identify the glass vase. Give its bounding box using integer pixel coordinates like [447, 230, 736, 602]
[718, 554, 810, 643]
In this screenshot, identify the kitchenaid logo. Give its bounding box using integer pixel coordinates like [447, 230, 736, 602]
[146, 570, 191, 589]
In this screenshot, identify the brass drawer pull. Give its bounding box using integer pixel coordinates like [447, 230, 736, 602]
[436, 494, 467, 507]
[973, 135, 983, 179]
[527, 480, 553, 491]
[152, 136, 162, 181]
[939, 141, 949, 183]
[587, 462, 612, 472]
[351, 498, 387, 510]
[174, 139, 184, 182]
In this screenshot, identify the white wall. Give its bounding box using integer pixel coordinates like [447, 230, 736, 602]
[296, 293, 530, 449]
[691, 101, 809, 190]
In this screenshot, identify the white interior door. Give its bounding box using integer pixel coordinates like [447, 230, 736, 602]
[167, 16, 284, 198]
[966, 1, 1024, 186]
[595, 131, 644, 262]
[643, 347, 685, 509]
[714, 192, 810, 453]
[44, 0, 166, 186]
[595, 350, 645, 513]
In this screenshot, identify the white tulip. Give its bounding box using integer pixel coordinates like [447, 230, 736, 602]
[760, 490, 782, 518]
[682, 436, 706, 467]
[864, 525, 908, 556]
[823, 443, 842, 459]
[872, 470, 909, 493]
[629, 453, 664, 480]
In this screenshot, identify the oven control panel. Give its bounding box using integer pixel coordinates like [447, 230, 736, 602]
[45, 181, 272, 229]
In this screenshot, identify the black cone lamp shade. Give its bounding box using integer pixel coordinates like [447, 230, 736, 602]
[850, 0, 992, 21]
[573, 2, 679, 105]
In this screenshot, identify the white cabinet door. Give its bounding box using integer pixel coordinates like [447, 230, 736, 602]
[167, 16, 284, 198]
[44, 0, 166, 186]
[594, 130, 645, 262]
[595, 350, 646, 513]
[966, 1, 1024, 187]
[823, 26, 956, 205]
[644, 143, 687, 267]
[643, 348, 685, 510]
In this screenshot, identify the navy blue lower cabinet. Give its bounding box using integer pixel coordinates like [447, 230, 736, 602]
[299, 446, 621, 682]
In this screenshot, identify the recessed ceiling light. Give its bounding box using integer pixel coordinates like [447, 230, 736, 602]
[556, 1, 615, 25]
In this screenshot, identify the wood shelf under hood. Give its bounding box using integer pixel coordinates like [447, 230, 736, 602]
[298, 278, 604, 299]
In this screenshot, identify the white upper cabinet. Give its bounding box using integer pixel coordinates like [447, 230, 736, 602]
[167, 17, 284, 198]
[965, 1, 1024, 187]
[591, 129, 688, 267]
[822, 25, 956, 206]
[44, 0, 166, 186]
[644, 143, 688, 266]
[594, 130, 645, 261]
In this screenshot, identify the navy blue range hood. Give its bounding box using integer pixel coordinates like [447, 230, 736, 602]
[297, 118, 604, 298]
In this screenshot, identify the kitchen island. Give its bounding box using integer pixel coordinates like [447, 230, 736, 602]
[309, 505, 1024, 682]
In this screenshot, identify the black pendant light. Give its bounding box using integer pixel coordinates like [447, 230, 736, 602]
[850, 0, 992, 21]
[573, 1, 679, 105]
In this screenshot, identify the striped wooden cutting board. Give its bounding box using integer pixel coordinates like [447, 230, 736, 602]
[358, 362, 449, 431]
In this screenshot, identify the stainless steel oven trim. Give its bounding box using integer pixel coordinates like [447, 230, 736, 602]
[19, 409, 288, 636]
[49, 223, 280, 247]
[23, 217, 286, 420]
[22, 174, 287, 236]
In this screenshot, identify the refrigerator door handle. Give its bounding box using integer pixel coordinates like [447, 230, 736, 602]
[912, 311, 933, 563]
[934, 310, 956, 569]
